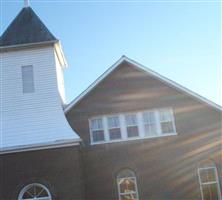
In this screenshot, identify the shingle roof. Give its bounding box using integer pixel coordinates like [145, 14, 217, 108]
[0, 7, 57, 47]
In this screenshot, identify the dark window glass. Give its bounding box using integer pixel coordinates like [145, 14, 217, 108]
[92, 130, 104, 142]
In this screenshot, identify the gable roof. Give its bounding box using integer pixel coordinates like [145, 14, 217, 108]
[64, 56, 222, 113]
[0, 7, 57, 48]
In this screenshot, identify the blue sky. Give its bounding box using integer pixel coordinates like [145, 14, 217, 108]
[1, 0, 221, 105]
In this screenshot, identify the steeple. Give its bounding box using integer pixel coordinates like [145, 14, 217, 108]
[0, 5, 57, 48]
[0, 3, 79, 152]
[24, 0, 30, 7]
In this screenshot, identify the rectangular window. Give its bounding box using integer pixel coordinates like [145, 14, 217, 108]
[22, 65, 35, 93]
[90, 118, 105, 142]
[107, 116, 121, 140]
[125, 114, 139, 138]
[143, 111, 157, 136]
[159, 109, 175, 134]
[89, 107, 177, 145]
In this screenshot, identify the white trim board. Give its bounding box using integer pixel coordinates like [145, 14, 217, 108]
[64, 56, 222, 113]
[0, 138, 81, 155]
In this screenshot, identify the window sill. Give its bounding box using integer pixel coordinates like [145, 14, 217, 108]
[91, 132, 177, 145]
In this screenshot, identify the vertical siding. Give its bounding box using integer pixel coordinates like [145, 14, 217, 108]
[0, 46, 79, 149]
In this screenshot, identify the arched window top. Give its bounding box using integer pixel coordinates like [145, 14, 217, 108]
[117, 169, 136, 179]
[117, 169, 139, 200]
[198, 159, 216, 168]
[18, 183, 52, 200]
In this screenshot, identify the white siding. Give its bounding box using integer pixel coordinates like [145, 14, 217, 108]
[0, 46, 79, 149]
[54, 50, 66, 104]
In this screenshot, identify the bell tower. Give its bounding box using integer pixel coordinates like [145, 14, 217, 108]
[0, 4, 80, 152]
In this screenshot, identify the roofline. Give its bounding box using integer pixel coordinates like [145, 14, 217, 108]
[0, 138, 81, 155]
[0, 40, 58, 52]
[0, 39, 68, 68]
[64, 56, 222, 113]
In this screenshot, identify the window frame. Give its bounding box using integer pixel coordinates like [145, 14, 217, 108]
[125, 113, 140, 139]
[159, 108, 176, 135]
[198, 166, 222, 200]
[89, 117, 106, 143]
[89, 107, 177, 145]
[18, 183, 52, 200]
[117, 169, 139, 200]
[142, 110, 159, 137]
[21, 65, 35, 94]
[107, 115, 122, 141]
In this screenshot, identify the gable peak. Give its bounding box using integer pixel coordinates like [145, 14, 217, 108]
[0, 5, 57, 48]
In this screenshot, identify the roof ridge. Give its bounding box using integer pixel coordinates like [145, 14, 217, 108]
[64, 56, 222, 113]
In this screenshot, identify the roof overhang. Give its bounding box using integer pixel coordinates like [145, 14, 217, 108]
[64, 56, 222, 113]
[0, 40, 68, 68]
[0, 40, 58, 52]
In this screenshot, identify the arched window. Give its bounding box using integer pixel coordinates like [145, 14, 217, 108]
[18, 183, 52, 200]
[117, 169, 139, 200]
[198, 160, 221, 200]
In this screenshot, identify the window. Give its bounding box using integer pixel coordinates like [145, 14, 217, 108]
[21, 65, 35, 93]
[159, 109, 175, 134]
[89, 107, 176, 144]
[198, 161, 221, 200]
[90, 118, 105, 142]
[18, 183, 52, 200]
[117, 169, 139, 200]
[107, 116, 121, 140]
[125, 114, 139, 138]
[143, 111, 157, 136]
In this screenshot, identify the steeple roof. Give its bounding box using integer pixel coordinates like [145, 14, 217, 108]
[0, 7, 57, 48]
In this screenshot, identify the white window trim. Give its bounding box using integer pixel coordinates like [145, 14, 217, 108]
[89, 118, 106, 143]
[125, 113, 140, 139]
[159, 108, 177, 134]
[18, 183, 52, 200]
[198, 166, 222, 200]
[117, 175, 139, 200]
[89, 107, 177, 145]
[106, 115, 122, 141]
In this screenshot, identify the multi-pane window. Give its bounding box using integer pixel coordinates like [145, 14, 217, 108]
[107, 116, 121, 140]
[21, 65, 35, 93]
[125, 114, 139, 138]
[90, 118, 105, 142]
[117, 169, 139, 200]
[89, 108, 176, 144]
[198, 162, 221, 200]
[159, 109, 175, 134]
[18, 183, 52, 200]
[143, 111, 157, 136]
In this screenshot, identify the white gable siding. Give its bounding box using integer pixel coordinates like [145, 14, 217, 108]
[0, 46, 79, 150]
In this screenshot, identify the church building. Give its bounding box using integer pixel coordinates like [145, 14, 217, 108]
[0, 2, 221, 200]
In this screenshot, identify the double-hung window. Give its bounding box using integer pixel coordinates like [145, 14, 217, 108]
[89, 107, 176, 144]
[90, 118, 105, 142]
[143, 111, 157, 136]
[107, 116, 121, 140]
[198, 163, 221, 200]
[125, 114, 139, 138]
[159, 109, 175, 134]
